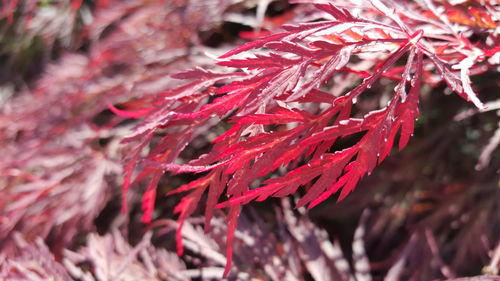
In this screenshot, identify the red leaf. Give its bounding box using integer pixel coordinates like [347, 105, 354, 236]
[122, 2, 488, 276]
[219, 32, 290, 59]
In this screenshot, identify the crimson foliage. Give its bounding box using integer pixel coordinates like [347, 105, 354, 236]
[118, 0, 498, 276]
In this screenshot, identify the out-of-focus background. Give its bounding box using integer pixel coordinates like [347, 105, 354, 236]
[0, 1, 498, 280]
